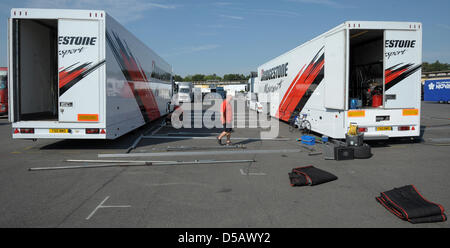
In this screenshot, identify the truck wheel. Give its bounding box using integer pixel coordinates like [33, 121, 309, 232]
[353, 143, 372, 159]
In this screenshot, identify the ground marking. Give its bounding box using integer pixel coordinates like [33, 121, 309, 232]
[86, 196, 131, 220]
[240, 169, 266, 176]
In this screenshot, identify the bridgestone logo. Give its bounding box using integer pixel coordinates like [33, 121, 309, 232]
[59, 36, 97, 46]
[385, 40, 416, 48]
[261, 63, 288, 81]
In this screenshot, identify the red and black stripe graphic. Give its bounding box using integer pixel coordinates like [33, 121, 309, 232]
[59, 60, 105, 96]
[277, 47, 325, 122]
[106, 30, 160, 123]
[385, 63, 421, 91]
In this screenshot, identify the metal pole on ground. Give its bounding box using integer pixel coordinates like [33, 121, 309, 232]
[28, 159, 255, 171]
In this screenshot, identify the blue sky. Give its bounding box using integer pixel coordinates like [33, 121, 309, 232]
[0, 0, 449, 77]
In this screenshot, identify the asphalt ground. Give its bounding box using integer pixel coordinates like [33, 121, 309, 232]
[0, 101, 449, 227]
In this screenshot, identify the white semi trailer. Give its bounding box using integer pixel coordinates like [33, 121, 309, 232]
[254, 21, 422, 140]
[8, 8, 174, 139]
[176, 82, 194, 103]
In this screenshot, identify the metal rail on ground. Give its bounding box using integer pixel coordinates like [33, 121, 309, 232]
[29, 159, 255, 171]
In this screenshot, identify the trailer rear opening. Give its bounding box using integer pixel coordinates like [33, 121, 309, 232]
[349, 29, 384, 109]
[13, 19, 58, 121]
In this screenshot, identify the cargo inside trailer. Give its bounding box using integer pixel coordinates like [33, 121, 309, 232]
[12, 19, 58, 121]
[348, 30, 384, 109]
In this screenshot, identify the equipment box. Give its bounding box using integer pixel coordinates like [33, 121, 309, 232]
[301, 135, 316, 146]
[334, 146, 355, 160]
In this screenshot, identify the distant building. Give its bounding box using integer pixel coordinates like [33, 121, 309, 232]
[422, 70, 450, 83]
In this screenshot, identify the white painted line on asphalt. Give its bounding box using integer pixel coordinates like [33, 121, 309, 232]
[240, 169, 266, 176]
[100, 205, 132, 208]
[145, 182, 206, 187]
[86, 196, 109, 220]
[427, 137, 450, 142]
[85, 196, 131, 220]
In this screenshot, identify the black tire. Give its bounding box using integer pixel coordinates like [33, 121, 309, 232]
[353, 143, 372, 159]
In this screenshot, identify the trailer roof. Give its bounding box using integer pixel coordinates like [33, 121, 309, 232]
[11, 8, 105, 20]
[258, 21, 422, 69]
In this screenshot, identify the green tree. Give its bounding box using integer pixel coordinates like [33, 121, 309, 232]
[192, 74, 206, 81]
[183, 75, 193, 82]
[422, 60, 450, 72]
[173, 75, 183, 82]
[204, 74, 222, 81]
[223, 74, 247, 81]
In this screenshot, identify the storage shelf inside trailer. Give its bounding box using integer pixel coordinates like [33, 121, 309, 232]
[349, 29, 384, 109]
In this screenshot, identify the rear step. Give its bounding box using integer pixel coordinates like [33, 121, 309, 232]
[363, 135, 389, 140]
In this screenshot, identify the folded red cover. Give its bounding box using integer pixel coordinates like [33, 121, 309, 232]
[376, 185, 447, 224]
[289, 166, 338, 186]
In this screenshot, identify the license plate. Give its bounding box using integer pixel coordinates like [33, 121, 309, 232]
[49, 129, 69, 133]
[376, 126, 392, 131]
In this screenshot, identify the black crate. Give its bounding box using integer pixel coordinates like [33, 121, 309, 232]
[334, 146, 354, 160]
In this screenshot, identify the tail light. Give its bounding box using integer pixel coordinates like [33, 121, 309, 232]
[86, 128, 100, 134]
[358, 127, 367, 133]
[398, 126, 410, 131]
[20, 128, 35, 134]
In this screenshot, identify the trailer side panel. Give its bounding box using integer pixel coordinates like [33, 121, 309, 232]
[105, 14, 173, 139]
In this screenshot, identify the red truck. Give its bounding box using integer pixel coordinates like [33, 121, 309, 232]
[0, 67, 7, 115]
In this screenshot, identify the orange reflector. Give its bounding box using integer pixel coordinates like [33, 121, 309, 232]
[402, 109, 419, 116]
[77, 114, 99, 122]
[347, 110, 365, 117]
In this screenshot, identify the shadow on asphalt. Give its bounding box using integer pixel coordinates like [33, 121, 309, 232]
[39, 118, 166, 150]
[38, 115, 230, 150]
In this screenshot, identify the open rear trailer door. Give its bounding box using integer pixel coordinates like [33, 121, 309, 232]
[7, 18, 14, 123]
[384, 30, 422, 109]
[324, 29, 347, 110]
[58, 19, 104, 123]
[11, 18, 59, 122]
